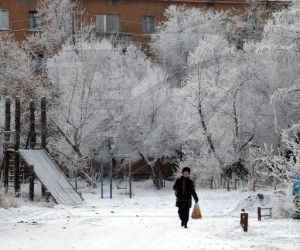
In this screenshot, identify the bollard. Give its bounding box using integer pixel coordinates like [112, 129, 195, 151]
[240, 209, 248, 232]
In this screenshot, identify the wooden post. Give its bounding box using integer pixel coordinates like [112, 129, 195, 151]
[29, 100, 35, 201]
[253, 180, 256, 192]
[243, 213, 248, 232]
[109, 159, 112, 199]
[227, 178, 230, 191]
[4, 96, 11, 194]
[129, 160, 132, 199]
[234, 177, 238, 190]
[210, 178, 213, 189]
[29, 165, 34, 201]
[240, 209, 248, 232]
[29, 100, 36, 149]
[45, 190, 50, 202]
[41, 97, 47, 197]
[41, 96, 47, 149]
[100, 160, 104, 199]
[14, 97, 21, 197]
[258, 207, 262, 221]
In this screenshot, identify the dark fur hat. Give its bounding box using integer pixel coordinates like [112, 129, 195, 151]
[182, 167, 191, 173]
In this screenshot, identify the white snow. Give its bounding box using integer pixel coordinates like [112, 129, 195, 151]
[0, 181, 299, 250]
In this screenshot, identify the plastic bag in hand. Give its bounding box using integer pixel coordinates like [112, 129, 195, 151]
[191, 202, 202, 219]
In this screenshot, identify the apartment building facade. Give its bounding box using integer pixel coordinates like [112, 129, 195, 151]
[0, 0, 290, 45]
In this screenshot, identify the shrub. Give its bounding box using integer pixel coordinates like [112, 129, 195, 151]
[0, 188, 20, 209]
[273, 189, 298, 219]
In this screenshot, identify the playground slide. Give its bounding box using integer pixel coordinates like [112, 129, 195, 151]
[19, 149, 83, 206]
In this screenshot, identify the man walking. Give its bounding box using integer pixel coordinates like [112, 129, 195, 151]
[173, 167, 199, 228]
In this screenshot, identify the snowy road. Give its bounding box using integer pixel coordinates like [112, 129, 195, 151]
[1, 181, 299, 250]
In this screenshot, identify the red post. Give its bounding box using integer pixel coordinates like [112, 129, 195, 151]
[244, 213, 248, 232]
[240, 209, 245, 226]
[240, 209, 248, 232]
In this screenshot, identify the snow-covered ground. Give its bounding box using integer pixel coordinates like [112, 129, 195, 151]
[0, 181, 299, 250]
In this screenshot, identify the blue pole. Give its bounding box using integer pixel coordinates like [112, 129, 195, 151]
[109, 159, 113, 199]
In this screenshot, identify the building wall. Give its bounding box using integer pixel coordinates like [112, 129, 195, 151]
[0, 0, 290, 44]
[0, 0, 38, 41]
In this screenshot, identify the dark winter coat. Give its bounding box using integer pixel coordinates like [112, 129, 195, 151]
[173, 176, 199, 208]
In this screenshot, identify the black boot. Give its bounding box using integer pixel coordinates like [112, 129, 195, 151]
[184, 221, 188, 228]
[181, 221, 184, 227]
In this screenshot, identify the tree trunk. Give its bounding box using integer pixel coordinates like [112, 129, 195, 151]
[198, 101, 223, 168]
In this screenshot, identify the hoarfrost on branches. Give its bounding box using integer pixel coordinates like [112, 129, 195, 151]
[150, 5, 231, 85]
[47, 39, 163, 171]
[25, 0, 95, 57]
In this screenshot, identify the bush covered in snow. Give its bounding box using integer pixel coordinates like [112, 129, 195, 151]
[0, 188, 20, 209]
[272, 190, 299, 219]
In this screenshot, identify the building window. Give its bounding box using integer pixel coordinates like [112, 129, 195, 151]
[96, 14, 120, 33]
[29, 11, 41, 31]
[0, 10, 9, 30]
[143, 16, 156, 34]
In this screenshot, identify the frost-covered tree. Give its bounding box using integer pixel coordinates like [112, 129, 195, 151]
[0, 33, 57, 163]
[224, 0, 271, 50]
[0, 33, 35, 98]
[249, 2, 300, 216]
[47, 37, 183, 187]
[157, 1, 299, 181]
[242, 0, 268, 43]
[260, 3, 300, 135]
[260, 0, 300, 178]
[252, 124, 300, 218]
[123, 67, 184, 187]
[47, 39, 152, 169]
[263, 1, 300, 48]
[174, 36, 257, 175]
[25, 0, 94, 57]
[150, 5, 231, 86]
[0, 32, 55, 107]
